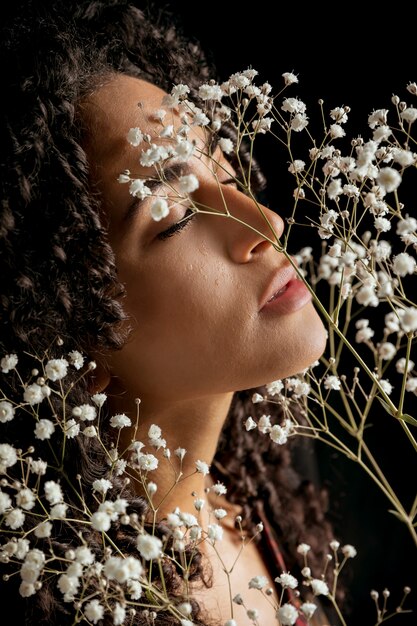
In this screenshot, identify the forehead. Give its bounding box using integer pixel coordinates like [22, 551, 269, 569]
[81, 75, 165, 162]
[81, 74, 205, 167]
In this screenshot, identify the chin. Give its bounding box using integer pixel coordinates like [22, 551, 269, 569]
[260, 304, 328, 384]
[299, 307, 328, 367]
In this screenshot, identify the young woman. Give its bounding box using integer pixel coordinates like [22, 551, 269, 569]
[0, 1, 341, 624]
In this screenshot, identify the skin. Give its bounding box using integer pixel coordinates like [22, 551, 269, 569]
[82, 74, 328, 623]
[82, 72, 327, 500]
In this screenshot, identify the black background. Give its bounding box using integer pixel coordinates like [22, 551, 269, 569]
[159, 2, 416, 624]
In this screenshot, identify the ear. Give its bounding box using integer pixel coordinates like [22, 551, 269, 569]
[87, 360, 111, 394]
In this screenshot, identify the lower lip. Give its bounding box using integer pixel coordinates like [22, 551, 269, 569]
[260, 279, 312, 315]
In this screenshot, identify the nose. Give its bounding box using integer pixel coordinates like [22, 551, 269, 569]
[201, 181, 285, 264]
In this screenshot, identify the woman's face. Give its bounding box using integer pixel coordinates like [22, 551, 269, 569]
[83, 75, 327, 403]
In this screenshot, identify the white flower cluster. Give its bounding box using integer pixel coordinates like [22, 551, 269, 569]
[0, 349, 231, 625]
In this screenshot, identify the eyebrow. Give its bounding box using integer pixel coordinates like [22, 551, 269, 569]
[123, 161, 193, 224]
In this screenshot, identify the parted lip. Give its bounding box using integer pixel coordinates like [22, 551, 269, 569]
[259, 262, 297, 311]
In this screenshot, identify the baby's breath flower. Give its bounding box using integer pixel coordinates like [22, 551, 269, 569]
[245, 416, 257, 431]
[138, 453, 158, 471]
[212, 481, 227, 496]
[45, 358, 68, 381]
[5, 508, 25, 529]
[179, 174, 199, 194]
[297, 543, 311, 556]
[401, 107, 417, 124]
[276, 603, 299, 625]
[248, 575, 268, 589]
[310, 578, 329, 596]
[127, 127, 144, 147]
[72, 404, 97, 421]
[269, 424, 288, 445]
[151, 197, 169, 222]
[207, 523, 223, 543]
[64, 419, 80, 438]
[82, 425, 97, 437]
[68, 350, 84, 370]
[110, 413, 132, 429]
[84, 599, 105, 624]
[323, 375, 341, 391]
[379, 379, 393, 395]
[23, 383, 44, 405]
[34, 520, 52, 538]
[288, 159, 305, 174]
[233, 594, 244, 605]
[113, 603, 126, 626]
[396, 357, 415, 374]
[91, 510, 111, 532]
[194, 498, 205, 511]
[330, 123, 345, 138]
[1, 354, 18, 373]
[177, 602, 192, 617]
[136, 533, 162, 560]
[330, 107, 348, 124]
[246, 609, 259, 621]
[29, 459, 47, 475]
[19, 582, 36, 598]
[0, 400, 15, 423]
[16, 488, 36, 510]
[300, 602, 317, 619]
[282, 71, 298, 85]
[275, 572, 298, 589]
[148, 424, 162, 439]
[258, 414, 271, 434]
[50, 503, 68, 519]
[377, 167, 402, 193]
[129, 179, 151, 200]
[398, 307, 417, 333]
[251, 393, 263, 403]
[341, 544, 357, 558]
[0, 490, 12, 514]
[93, 479, 113, 495]
[189, 526, 202, 541]
[44, 480, 63, 505]
[91, 392, 107, 407]
[265, 379, 284, 396]
[0, 443, 18, 471]
[392, 252, 416, 276]
[218, 137, 234, 154]
[195, 459, 210, 475]
[175, 447, 186, 460]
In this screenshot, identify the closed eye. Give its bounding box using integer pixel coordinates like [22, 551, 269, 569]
[156, 178, 238, 241]
[156, 207, 196, 240]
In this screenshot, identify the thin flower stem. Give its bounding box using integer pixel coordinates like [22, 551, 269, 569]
[355, 449, 417, 547]
[306, 386, 357, 435]
[327, 594, 348, 626]
[397, 332, 413, 418]
[311, 293, 417, 452]
[409, 492, 417, 520]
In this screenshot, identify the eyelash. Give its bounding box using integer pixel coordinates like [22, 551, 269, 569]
[157, 207, 195, 241]
[157, 178, 238, 242]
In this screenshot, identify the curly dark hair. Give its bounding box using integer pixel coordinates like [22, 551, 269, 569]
[0, 1, 339, 624]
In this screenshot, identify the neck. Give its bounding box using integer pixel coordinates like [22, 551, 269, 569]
[107, 382, 234, 519]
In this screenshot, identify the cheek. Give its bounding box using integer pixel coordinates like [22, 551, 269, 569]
[115, 247, 245, 384]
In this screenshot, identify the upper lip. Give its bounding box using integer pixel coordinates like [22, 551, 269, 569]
[259, 262, 297, 311]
